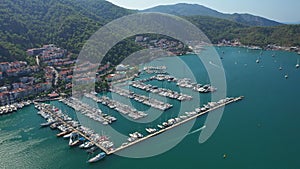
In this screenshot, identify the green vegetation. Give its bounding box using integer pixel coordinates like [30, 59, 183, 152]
[229, 25, 300, 47]
[142, 3, 281, 26]
[0, 0, 299, 63]
[186, 16, 300, 47]
[0, 0, 132, 61]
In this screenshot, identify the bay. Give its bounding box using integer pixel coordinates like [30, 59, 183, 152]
[1, 46, 300, 169]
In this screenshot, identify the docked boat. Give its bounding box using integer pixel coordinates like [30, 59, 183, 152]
[157, 125, 164, 129]
[145, 128, 157, 134]
[84, 142, 94, 149]
[86, 146, 98, 154]
[79, 141, 94, 149]
[69, 132, 79, 146]
[88, 152, 106, 163]
[56, 130, 72, 137]
[40, 121, 55, 127]
[63, 132, 73, 139]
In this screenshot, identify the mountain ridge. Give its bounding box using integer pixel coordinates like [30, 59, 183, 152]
[141, 3, 282, 27]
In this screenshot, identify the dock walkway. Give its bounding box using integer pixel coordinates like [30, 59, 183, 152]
[40, 105, 110, 154]
[108, 96, 243, 155]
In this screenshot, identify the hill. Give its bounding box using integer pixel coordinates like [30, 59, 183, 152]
[0, 1, 299, 62]
[184, 16, 300, 47]
[0, 0, 133, 61]
[142, 3, 282, 27]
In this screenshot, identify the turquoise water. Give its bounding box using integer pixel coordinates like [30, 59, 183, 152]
[1, 47, 300, 168]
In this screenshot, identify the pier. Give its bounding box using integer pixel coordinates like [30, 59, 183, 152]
[61, 98, 117, 125]
[35, 103, 113, 154]
[107, 96, 243, 155]
[110, 87, 173, 111]
[139, 74, 217, 93]
[0, 100, 32, 115]
[84, 93, 148, 120]
[130, 81, 193, 101]
[35, 96, 243, 156]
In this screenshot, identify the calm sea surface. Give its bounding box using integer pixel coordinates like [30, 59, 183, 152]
[1, 46, 300, 169]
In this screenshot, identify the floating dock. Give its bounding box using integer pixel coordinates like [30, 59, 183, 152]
[110, 87, 173, 111]
[36, 95, 243, 156]
[35, 103, 112, 154]
[107, 96, 243, 155]
[130, 81, 193, 101]
[84, 93, 148, 120]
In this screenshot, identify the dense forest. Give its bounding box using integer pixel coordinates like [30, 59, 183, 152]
[185, 16, 300, 46]
[0, 0, 133, 61]
[0, 0, 299, 62]
[142, 3, 281, 27]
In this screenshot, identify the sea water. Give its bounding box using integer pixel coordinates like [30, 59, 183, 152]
[1, 46, 300, 169]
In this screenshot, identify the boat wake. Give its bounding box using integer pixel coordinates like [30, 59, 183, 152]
[209, 61, 222, 69]
[187, 125, 206, 135]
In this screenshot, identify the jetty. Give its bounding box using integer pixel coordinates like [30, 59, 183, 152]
[61, 98, 117, 125]
[35, 95, 243, 156]
[109, 87, 173, 111]
[0, 100, 32, 116]
[139, 74, 217, 93]
[107, 96, 243, 155]
[84, 93, 148, 120]
[35, 103, 113, 154]
[130, 81, 192, 101]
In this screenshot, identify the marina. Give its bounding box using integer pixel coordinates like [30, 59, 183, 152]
[60, 97, 117, 125]
[84, 93, 148, 120]
[108, 96, 243, 154]
[130, 80, 193, 101]
[0, 100, 32, 115]
[35, 94, 243, 156]
[30, 54, 245, 160]
[109, 86, 173, 111]
[2, 47, 300, 168]
[139, 74, 217, 93]
[34, 102, 114, 155]
[143, 65, 168, 74]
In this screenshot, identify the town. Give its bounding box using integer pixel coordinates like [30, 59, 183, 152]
[0, 35, 299, 107]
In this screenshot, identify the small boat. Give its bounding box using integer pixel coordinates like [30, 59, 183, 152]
[279, 66, 282, 70]
[296, 59, 299, 68]
[63, 132, 73, 139]
[88, 152, 106, 163]
[69, 133, 79, 146]
[285, 74, 288, 79]
[256, 59, 260, 63]
[79, 142, 89, 148]
[70, 140, 80, 146]
[86, 146, 98, 154]
[40, 121, 54, 127]
[79, 141, 94, 149]
[84, 142, 94, 149]
[157, 125, 164, 129]
[57, 130, 72, 137]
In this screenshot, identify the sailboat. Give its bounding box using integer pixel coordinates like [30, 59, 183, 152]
[256, 57, 260, 63]
[296, 59, 299, 69]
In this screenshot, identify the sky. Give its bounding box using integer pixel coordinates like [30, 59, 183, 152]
[106, 0, 300, 23]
